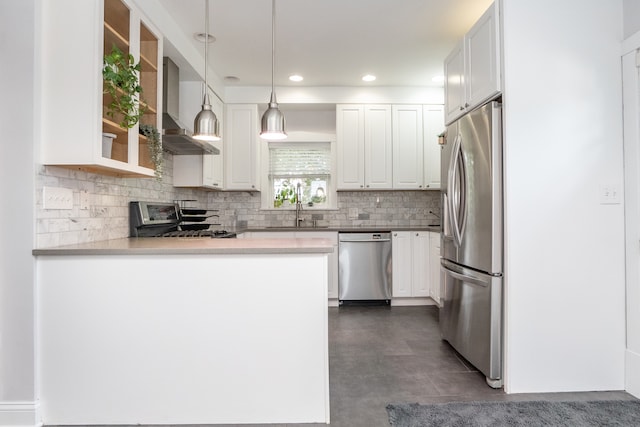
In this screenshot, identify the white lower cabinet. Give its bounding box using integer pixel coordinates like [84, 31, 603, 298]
[392, 231, 430, 298]
[429, 232, 442, 305]
[240, 231, 338, 299]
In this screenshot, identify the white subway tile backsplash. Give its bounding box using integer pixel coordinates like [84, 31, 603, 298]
[36, 153, 441, 248]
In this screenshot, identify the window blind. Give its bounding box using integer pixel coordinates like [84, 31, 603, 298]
[269, 144, 331, 177]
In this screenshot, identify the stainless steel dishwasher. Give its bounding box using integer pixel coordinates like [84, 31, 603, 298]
[338, 232, 392, 304]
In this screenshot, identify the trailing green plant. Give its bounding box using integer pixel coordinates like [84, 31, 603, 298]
[274, 180, 297, 208]
[139, 124, 163, 180]
[103, 45, 145, 129]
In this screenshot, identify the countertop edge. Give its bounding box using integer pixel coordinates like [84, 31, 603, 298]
[32, 247, 334, 256]
[33, 237, 334, 256]
[239, 226, 442, 233]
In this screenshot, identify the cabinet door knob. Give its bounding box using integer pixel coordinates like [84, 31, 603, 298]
[464, 102, 469, 108]
[459, 106, 464, 111]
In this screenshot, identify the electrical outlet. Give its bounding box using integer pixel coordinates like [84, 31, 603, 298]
[599, 184, 621, 205]
[43, 186, 73, 210]
[348, 208, 358, 219]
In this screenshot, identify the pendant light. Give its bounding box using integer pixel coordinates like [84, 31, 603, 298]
[193, 0, 220, 142]
[260, 0, 287, 140]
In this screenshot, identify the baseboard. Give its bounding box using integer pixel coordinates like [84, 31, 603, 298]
[626, 349, 640, 398]
[391, 297, 436, 306]
[0, 401, 40, 427]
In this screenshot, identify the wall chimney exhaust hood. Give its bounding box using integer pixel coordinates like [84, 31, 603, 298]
[162, 57, 219, 155]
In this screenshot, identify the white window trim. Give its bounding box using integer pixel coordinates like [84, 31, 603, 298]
[260, 131, 338, 210]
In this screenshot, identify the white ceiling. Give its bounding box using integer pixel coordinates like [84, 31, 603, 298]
[157, 0, 494, 88]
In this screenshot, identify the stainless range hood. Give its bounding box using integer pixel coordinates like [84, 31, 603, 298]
[162, 57, 219, 155]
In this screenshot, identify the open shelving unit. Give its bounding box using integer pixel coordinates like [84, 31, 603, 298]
[41, 0, 162, 177]
[101, 0, 157, 170]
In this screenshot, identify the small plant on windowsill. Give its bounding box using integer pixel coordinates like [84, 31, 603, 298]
[139, 124, 163, 180]
[274, 182, 297, 208]
[103, 45, 146, 129]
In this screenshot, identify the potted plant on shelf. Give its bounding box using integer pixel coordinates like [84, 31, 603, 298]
[103, 45, 145, 129]
[139, 124, 163, 180]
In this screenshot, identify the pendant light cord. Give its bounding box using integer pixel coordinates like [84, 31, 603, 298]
[271, 0, 275, 95]
[204, 0, 209, 99]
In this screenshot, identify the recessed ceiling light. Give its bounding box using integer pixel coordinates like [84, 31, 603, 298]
[224, 76, 240, 83]
[289, 74, 304, 82]
[432, 75, 445, 83]
[362, 74, 376, 82]
[194, 32, 216, 43]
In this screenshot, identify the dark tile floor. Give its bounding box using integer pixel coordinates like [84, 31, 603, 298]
[222, 305, 635, 427]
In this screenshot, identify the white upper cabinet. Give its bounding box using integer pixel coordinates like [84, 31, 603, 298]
[336, 105, 365, 189]
[336, 104, 392, 190]
[364, 105, 393, 189]
[444, 41, 465, 123]
[392, 105, 424, 189]
[338, 104, 444, 191]
[173, 83, 224, 189]
[444, 1, 501, 124]
[41, 0, 162, 177]
[224, 104, 260, 191]
[423, 105, 445, 190]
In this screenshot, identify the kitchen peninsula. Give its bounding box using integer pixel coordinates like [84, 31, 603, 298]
[33, 237, 333, 425]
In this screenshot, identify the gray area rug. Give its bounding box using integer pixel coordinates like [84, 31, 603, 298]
[386, 400, 640, 426]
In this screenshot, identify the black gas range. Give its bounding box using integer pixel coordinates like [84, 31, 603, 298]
[129, 201, 236, 238]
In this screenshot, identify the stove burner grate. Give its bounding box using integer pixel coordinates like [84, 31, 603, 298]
[159, 229, 236, 238]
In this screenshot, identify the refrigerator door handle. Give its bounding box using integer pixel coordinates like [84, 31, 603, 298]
[443, 268, 489, 288]
[448, 134, 464, 247]
[442, 193, 451, 238]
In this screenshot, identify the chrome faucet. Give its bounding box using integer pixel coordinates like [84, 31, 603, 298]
[295, 182, 304, 227]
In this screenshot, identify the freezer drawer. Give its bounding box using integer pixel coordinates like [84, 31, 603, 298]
[439, 259, 502, 385]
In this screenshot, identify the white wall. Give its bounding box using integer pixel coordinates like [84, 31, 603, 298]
[0, 0, 37, 424]
[225, 85, 444, 105]
[502, 0, 625, 393]
[624, 0, 640, 39]
[622, 32, 640, 398]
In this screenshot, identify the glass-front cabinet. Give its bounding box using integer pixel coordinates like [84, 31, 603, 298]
[41, 0, 162, 177]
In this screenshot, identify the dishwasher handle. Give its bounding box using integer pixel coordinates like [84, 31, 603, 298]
[341, 238, 391, 243]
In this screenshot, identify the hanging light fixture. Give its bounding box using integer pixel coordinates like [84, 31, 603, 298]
[193, 0, 220, 142]
[260, 0, 287, 140]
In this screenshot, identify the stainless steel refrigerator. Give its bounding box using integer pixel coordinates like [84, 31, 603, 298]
[440, 100, 503, 388]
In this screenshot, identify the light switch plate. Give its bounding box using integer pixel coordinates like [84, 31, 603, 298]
[599, 184, 621, 205]
[43, 186, 73, 210]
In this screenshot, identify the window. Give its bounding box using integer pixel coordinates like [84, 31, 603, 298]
[262, 140, 336, 210]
